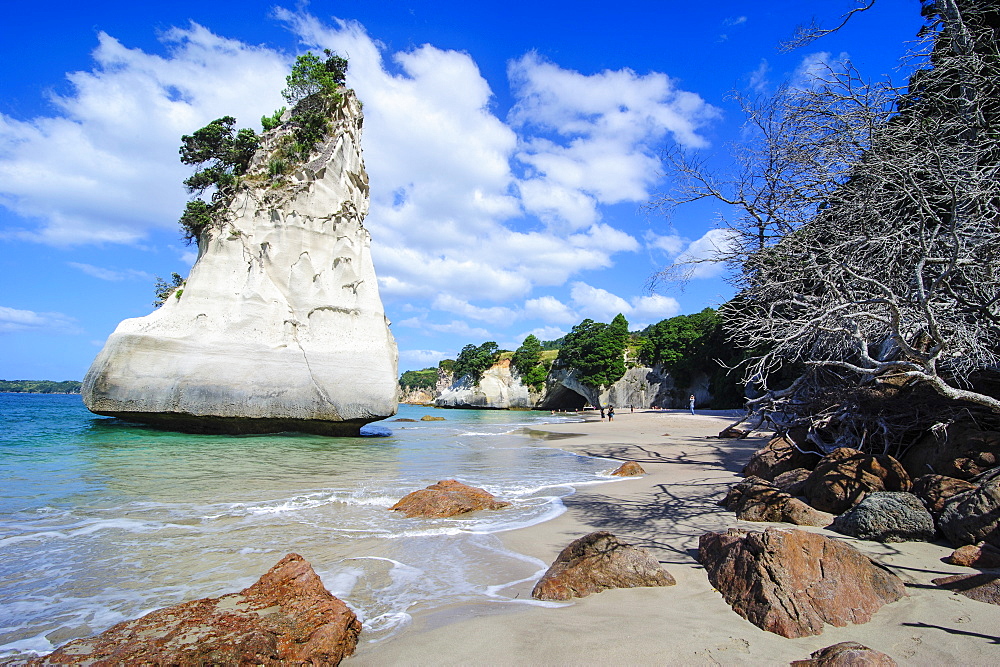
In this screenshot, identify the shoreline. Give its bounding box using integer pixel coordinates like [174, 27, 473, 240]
[350, 409, 1000, 665]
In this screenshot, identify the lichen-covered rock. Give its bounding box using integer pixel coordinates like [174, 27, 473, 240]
[698, 527, 906, 638]
[933, 573, 1000, 605]
[938, 466, 1000, 548]
[611, 461, 646, 476]
[742, 436, 822, 481]
[82, 92, 397, 436]
[531, 531, 675, 601]
[831, 492, 935, 543]
[945, 542, 1000, 568]
[389, 479, 510, 518]
[721, 477, 833, 527]
[911, 474, 977, 517]
[33, 554, 360, 665]
[790, 641, 897, 666]
[803, 448, 911, 514]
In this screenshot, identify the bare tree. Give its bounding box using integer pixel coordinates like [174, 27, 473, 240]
[651, 1, 1000, 449]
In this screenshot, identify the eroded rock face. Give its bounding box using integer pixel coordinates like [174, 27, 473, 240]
[938, 466, 1000, 548]
[742, 436, 821, 481]
[389, 479, 511, 518]
[698, 527, 906, 638]
[83, 92, 397, 436]
[531, 531, 675, 601]
[831, 492, 935, 543]
[803, 448, 911, 514]
[34, 554, 360, 665]
[721, 477, 833, 527]
[790, 641, 897, 666]
[435, 358, 534, 409]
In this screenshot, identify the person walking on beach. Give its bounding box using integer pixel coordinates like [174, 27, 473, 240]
[689, 394, 696, 415]
[607, 405, 615, 421]
[599, 406, 605, 420]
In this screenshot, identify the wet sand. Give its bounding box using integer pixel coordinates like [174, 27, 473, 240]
[351, 409, 1000, 665]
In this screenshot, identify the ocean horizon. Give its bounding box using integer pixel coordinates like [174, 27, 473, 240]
[0, 393, 622, 658]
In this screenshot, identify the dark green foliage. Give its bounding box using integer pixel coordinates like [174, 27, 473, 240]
[153, 272, 185, 308]
[557, 314, 630, 390]
[400, 368, 438, 391]
[640, 308, 720, 369]
[0, 379, 82, 394]
[453, 341, 501, 384]
[512, 334, 550, 390]
[539, 337, 563, 350]
[439, 359, 455, 374]
[261, 107, 286, 131]
[267, 158, 287, 177]
[282, 50, 348, 104]
[178, 199, 213, 244]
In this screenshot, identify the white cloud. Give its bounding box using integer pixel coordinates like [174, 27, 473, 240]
[0, 24, 288, 245]
[628, 294, 681, 326]
[0, 306, 80, 334]
[567, 281, 680, 327]
[426, 320, 491, 340]
[523, 295, 577, 324]
[399, 349, 445, 368]
[68, 262, 153, 281]
[432, 294, 516, 324]
[792, 51, 850, 90]
[673, 228, 738, 279]
[644, 230, 685, 255]
[748, 59, 771, 94]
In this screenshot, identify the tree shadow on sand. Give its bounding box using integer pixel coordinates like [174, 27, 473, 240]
[581, 438, 765, 474]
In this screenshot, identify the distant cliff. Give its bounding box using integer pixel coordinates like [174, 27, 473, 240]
[83, 91, 398, 435]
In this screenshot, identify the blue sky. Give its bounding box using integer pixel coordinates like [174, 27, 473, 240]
[0, 0, 919, 380]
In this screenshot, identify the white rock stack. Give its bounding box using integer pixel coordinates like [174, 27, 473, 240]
[83, 91, 398, 435]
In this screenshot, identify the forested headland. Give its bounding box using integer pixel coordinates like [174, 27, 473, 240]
[1, 380, 82, 394]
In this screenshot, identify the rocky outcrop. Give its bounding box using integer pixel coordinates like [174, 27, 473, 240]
[938, 466, 1000, 547]
[531, 531, 675, 601]
[790, 642, 897, 666]
[611, 461, 646, 476]
[901, 422, 1000, 480]
[389, 479, 510, 518]
[933, 573, 1000, 605]
[773, 468, 812, 496]
[436, 358, 534, 409]
[742, 436, 822, 481]
[721, 477, 833, 527]
[831, 492, 935, 543]
[34, 554, 360, 665]
[83, 92, 397, 435]
[803, 448, 911, 514]
[698, 527, 906, 638]
[945, 542, 1000, 568]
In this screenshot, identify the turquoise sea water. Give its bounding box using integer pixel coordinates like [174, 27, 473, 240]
[0, 394, 618, 658]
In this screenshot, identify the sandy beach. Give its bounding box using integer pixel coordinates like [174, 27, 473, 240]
[351, 409, 1000, 665]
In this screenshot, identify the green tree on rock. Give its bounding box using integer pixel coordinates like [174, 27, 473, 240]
[453, 341, 501, 385]
[558, 314, 629, 393]
[512, 334, 549, 390]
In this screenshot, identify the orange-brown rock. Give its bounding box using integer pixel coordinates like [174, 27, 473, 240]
[389, 479, 510, 518]
[773, 467, 812, 496]
[721, 477, 833, 527]
[803, 448, 911, 514]
[719, 425, 749, 438]
[938, 466, 1000, 548]
[420, 415, 446, 421]
[945, 542, 1000, 568]
[911, 474, 976, 517]
[698, 527, 906, 638]
[33, 554, 360, 666]
[901, 422, 1000, 480]
[742, 436, 822, 481]
[790, 641, 898, 666]
[531, 531, 675, 601]
[932, 573, 1000, 605]
[611, 461, 646, 476]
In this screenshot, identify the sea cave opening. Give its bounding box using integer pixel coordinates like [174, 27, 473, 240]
[540, 384, 588, 411]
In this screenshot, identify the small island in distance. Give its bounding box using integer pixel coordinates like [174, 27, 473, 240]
[0, 380, 82, 394]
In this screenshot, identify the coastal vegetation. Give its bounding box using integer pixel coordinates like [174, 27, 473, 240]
[453, 341, 501, 384]
[654, 0, 1000, 452]
[557, 314, 630, 393]
[0, 379, 82, 393]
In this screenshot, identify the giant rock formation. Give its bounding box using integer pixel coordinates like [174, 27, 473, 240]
[83, 92, 398, 435]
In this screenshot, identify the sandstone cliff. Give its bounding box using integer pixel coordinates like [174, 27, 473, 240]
[83, 92, 398, 435]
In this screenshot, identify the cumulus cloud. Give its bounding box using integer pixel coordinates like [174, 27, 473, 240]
[792, 51, 851, 90]
[568, 281, 680, 326]
[0, 306, 80, 334]
[399, 349, 446, 367]
[523, 295, 577, 324]
[672, 228, 738, 279]
[432, 294, 516, 324]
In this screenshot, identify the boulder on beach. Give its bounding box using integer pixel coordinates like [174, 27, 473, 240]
[32, 554, 360, 666]
[932, 573, 1000, 606]
[389, 479, 510, 518]
[772, 467, 812, 496]
[938, 466, 1000, 548]
[741, 436, 821, 481]
[531, 531, 675, 601]
[81, 91, 398, 436]
[945, 542, 1000, 569]
[790, 641, 898, 666]
[802, 448, 911, 514]
[901, 422, 1000, 480]
[911, 474, 977, 518]
[611, 461, 646, 476]
[698, 527, 906, 638]
[831, 492, 935, 543]
[720, 477, 833, 527]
